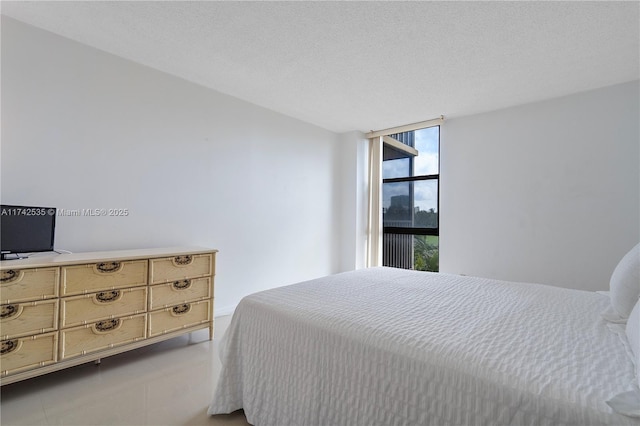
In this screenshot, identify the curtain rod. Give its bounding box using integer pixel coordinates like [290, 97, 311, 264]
[366, 115, 445, 139]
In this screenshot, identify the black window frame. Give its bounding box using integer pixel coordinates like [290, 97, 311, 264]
[382, 174, 439, 236]
[382, 126, 440, 269]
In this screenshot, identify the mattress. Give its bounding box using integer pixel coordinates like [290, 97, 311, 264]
[208, 267, 639, 425]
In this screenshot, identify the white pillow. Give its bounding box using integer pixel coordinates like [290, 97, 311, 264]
[602, 304, 628, 323]
[606, 299, 640, 417]
[626, 299, 640, 387]
[610, 243, 640, 319]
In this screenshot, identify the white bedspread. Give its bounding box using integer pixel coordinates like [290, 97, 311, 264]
[208, 267, 639, 425]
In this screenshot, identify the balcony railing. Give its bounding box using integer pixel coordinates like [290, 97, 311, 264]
[383, 233, 414, 269]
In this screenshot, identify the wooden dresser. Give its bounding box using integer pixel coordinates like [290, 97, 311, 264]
[0, 247, 216, 385]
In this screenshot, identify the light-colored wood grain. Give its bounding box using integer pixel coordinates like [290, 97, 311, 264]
[0, 331, 58, 377]
[0, 324, 209, 385]
[149, 253, 213, 284]
[0, 247, 218, 270]
[0, 299, 58, 340]
[60, 313, 147, 359]
[148, 300, 211, 338]
[149, 277, 211, 310]
[60, 287, 147, 328]
[0, 247, 215, 384]
[61, 260, 148, 296]
[0, 267, 59, 304]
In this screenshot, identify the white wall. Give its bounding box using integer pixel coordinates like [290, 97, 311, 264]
[337, 131, 369, 271]
[440, 81, 640, 292]
[1, 17, 351, 314]
[5, 17, 636, 305]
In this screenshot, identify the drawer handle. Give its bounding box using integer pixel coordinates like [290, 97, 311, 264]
[172, 255, 193, 266]
[93, 319, 120, 333]
[95, 262, 122, 273]
[172, 304, 191, 315]
[0, 270, 23, 283]
[1, 339, 19, 355]
[1, 304, 22, 319]
[95, 290, 121, 303]
[172, 280, 191, 290]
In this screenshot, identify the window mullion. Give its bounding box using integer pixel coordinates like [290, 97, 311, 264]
[383, 174, 439, 184]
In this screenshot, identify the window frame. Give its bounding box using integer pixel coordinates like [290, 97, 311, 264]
[382, 174, 439, 236]
[382, 126, 440, 268]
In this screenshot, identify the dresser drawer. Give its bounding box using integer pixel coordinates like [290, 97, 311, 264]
[1, 331, 58, 377]
[61, 260, 148, 296]
[149, 253, 213, 284]
[60, 287, 147, 329]
[148, 300, 211, 337]
[60, 314, 146, 359]
[0, 267, 59, 304]
[149, 277, 211, 310]
[0, 300, 58, 340]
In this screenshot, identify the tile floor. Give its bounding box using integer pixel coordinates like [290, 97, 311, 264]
[0, 315, 250, 426]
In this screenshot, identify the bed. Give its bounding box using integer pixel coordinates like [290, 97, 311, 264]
[208, 261, 640, 425]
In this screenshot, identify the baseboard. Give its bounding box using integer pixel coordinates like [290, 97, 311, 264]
[214, 304, 237, 317]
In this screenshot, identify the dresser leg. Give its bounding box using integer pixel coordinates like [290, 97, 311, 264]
[94, 359, 101, 366]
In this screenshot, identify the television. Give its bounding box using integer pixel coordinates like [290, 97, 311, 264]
[0, 204, 56, 260]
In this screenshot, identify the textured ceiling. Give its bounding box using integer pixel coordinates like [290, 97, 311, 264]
[2, 1, 639, 133]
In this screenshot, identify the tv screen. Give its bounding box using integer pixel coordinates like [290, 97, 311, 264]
[0, 204, 56, 259]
